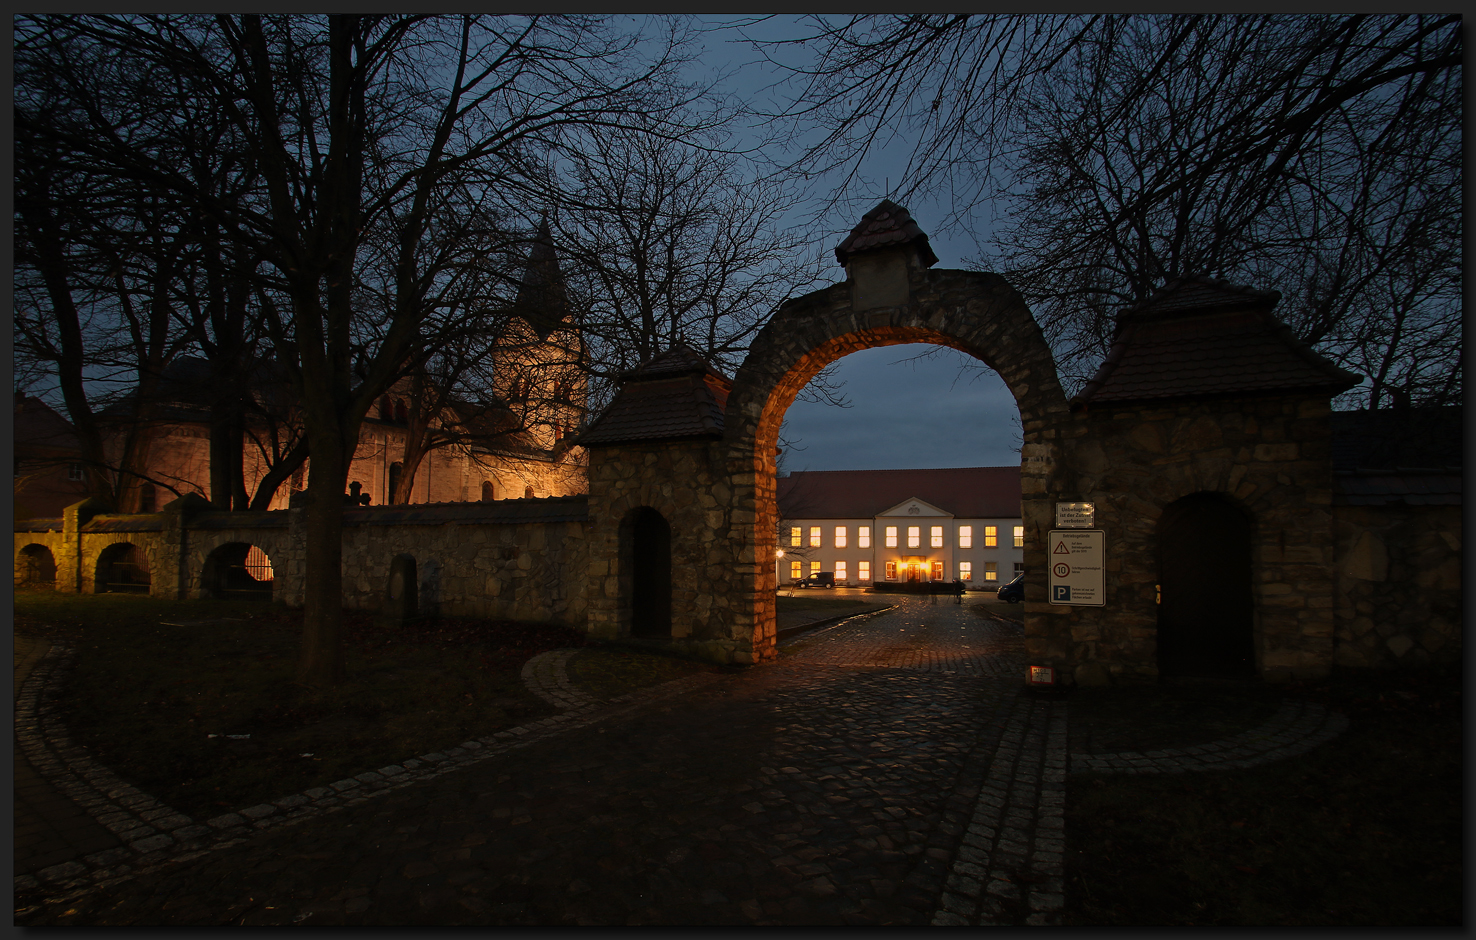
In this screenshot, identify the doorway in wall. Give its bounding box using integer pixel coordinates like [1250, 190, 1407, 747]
[1156, 492, 1255, 678]
[629, 507, 672, 638]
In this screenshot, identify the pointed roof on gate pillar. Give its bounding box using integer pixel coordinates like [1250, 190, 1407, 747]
[834, 200, 938, 269]
[577, 344, 732, 447]
[1071, 276, 1361, 408]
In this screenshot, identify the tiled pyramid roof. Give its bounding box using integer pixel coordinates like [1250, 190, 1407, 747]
[834, 200, 939, 268]
[778, 467, 1022, 520]
[1073, 277, 1360, 406]
[578, 345, 732, 447]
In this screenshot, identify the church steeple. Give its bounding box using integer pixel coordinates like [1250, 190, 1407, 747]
[512, 215, 570, 340]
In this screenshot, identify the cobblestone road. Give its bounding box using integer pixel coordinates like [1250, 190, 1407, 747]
[17, 598, 1061, 926]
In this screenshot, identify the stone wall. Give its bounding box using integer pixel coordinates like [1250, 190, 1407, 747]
[1059, 393, 1340, 684]
[1333, 502, 1462, 669]
[585, 439, 754, 662]
[16, 496, 592, 629]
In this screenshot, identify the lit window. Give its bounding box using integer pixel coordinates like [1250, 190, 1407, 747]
[834, 560, 847, 582]
[858, 560, 871, 581]
[931, 561, 944, 581]
[858, 526, 871, 548]
[907, 526, 920, 549]
[885, 560, 897, 580]
[930, 526, 943, 548]
[959, 561, 973, 581]
[984, 526, 998, 548]
[67, 462, 85, 482]
[809, 526, 821, 548]
[810, 560, 821, 575]
[1014, 526, 1024, 548]
[834, 526, 847, 548]
[791, 560, 802, 580]
[985, 561, 998, 582]
[958, 525, 972, 548]
[790, 527, 801, 547]
[885, 526, 898, 548]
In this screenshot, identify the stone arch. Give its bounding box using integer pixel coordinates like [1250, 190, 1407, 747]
[16, 544, 57, 585]
[722, 269, 1074, 661]
[200, 541, 274, 600]
[95, 542, 151, 594]
[481, 481, 496, 502]
[1155, 491, 1256, 678]
[620, 506, 673, 639]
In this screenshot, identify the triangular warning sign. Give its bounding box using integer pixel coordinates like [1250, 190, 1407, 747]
[1054, 541, 1070, 555]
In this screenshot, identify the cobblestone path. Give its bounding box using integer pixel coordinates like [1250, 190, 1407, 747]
[17, 598, 1059, 926]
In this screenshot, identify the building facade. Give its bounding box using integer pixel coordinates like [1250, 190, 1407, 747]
[776, 466, 1024, 589]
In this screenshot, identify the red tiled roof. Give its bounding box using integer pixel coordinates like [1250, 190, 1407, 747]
[834, 200, 939, 268]
[579, 345, 732, 447]
[15, 394, 82, 453]
[1073, 278, 1360, 406]
[778, 467, 1022, 520]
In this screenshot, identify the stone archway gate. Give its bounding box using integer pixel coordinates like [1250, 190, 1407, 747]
[580, 201, 1362, 685]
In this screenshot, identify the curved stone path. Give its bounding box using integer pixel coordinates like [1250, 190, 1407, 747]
[15, 604, 1348, 926]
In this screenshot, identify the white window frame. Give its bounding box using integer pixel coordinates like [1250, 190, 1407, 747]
[1013, 525, 1025, 548]
[885, 526, 898, 548]
[790, 527, 801, 547]
[959, 561, 973, 581]
[858, 526, 871, 548]
[809, 526, 821, 548]
[958, 525, 972, 548]
[858, 560, 871, 581]
[834, 560, 847, 582]
[906, 526, 921, 549]
[984, 561, 998, 581]
[834, 526, 847, 549]
[984, 525, 998, 548]
[930, 525, 943, 548]
[885, 560, 897, 580]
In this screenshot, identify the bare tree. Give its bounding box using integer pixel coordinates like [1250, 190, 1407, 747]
[549, 119, 827, 409]
[16, 14, 716, 686]
[748, 14, 1462, 407]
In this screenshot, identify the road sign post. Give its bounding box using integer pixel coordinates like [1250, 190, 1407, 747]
[1047, 529, 1105, 606]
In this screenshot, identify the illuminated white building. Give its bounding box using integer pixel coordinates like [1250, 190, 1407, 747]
[776, 467, 1024, 588]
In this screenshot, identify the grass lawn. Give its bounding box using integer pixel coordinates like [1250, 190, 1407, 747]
[1064, 667, 1463, 926]
[13, 590, 706, 822]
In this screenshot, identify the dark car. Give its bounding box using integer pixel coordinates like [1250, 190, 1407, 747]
[997, 573, 1024, 603]
[794, 572, 835, 589]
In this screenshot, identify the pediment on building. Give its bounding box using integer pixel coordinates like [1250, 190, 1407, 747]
[875, 496, 952, 519]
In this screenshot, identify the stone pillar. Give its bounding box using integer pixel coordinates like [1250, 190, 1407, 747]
[59, 497, 109, 594]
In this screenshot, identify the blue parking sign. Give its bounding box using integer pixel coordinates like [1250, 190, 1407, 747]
[1052, 585, 1071, 602]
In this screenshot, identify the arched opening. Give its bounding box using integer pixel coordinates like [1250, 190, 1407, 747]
[524, 485, 535, 499]
[17, 544, 57, 585]
[1156, 492, 1255, 679]
[623, 506, 672, 638]
[722, 265, 1071, 663]
[201, 541, 274, 600]
[95, 542, 151, 594]
[481, 481, 496, 502]
[388, 462, 404, 503]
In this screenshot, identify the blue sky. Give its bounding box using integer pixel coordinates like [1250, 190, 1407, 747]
[701, 18, 1025, 472]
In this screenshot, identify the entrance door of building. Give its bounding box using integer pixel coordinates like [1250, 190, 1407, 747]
[1156, 493, 1255, 678]
[630, 507, 672, 637]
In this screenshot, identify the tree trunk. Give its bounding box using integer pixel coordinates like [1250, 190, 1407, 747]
[296, 429, 349, 687]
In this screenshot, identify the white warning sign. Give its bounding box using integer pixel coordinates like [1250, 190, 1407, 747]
[1046, 529, 1105, 607]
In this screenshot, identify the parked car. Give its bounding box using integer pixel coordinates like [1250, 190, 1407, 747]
[997, 573, 1024, 603]
[794, 572, 835, 589]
